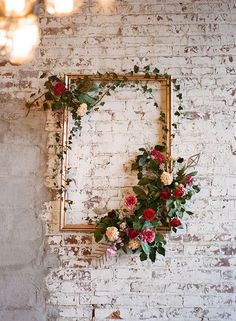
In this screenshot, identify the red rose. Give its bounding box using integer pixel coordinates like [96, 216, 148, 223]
[170, 218, 181, 228]
[127, 229, 140, 239]
[151, 149, 165, 164]
[160, 188, 171, 200]
[53, 82, 66, 95]
[173, 188, 184, 198]
[142, 208, 156, 221]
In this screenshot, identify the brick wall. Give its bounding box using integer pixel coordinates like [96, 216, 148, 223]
[0, 1, 236, 321]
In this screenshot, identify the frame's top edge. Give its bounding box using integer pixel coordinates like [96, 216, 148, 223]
[65, 74, 171, 82]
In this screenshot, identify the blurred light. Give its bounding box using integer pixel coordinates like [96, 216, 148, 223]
[97, 0, 114, 10]
[7, 15, 40, 64]
[0, 18, 8, 53]
[0, 0, 36, 18]
[46, 0, 80, 16]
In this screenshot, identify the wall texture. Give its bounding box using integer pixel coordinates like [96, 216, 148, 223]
[0, 0, 236, 321]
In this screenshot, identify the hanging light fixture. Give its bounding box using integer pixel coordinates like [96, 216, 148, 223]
[6, 14, 40, 65]
[45, 0, 80, 16]
[0, 0, 36, 18]
[0, 0, 112, 64]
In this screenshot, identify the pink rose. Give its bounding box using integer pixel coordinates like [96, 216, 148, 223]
[141, 228, 155, 243]
[151, 149, 165, 164]
[143, 208, 156, 221]
[106, 248, 116, 256]
[173, 188, 184, 198]
[53, 82, 66, 95]
[170, 218, 181, 228]
[124, 194, 137, 210]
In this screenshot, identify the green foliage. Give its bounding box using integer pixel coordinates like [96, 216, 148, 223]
[26, 65, 197, 263]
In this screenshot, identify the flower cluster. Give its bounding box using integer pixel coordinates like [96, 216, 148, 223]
[94, 146, 200, 262]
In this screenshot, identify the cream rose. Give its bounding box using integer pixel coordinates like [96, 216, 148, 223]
[119, 222, 126, 231]
[161, 171, 173, 186]
[105, 226, 119, 242]
[128, 239, 140, 250]
[77, 103, 87, 117]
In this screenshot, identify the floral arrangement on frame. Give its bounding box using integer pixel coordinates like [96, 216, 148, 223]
[27, 65, 200, 263]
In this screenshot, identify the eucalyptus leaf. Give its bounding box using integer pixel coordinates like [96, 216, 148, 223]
[141, 241, 151, 255]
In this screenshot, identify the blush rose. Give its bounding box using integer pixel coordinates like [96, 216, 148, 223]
[141, 228, 155, 243]
[124, 194, 137, 210]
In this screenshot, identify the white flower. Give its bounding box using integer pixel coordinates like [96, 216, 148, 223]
[161, 171, 173, 186]
[77, 103, 87, 117]
[119, 222, 126, 231]
[105, 226, 119, 242]
[159, 164, 165, 171]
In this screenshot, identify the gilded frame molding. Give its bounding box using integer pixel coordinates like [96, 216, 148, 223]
[59, 74, 172, 232]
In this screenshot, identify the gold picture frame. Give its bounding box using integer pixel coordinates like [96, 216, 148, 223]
[59, 74, 172, 232]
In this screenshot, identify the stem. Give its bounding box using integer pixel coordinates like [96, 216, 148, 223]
[26, 92, 45, 117]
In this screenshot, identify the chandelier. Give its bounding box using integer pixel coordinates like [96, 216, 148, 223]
[0, 1, 81, 64]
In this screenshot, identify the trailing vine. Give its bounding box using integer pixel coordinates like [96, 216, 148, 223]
[26, 65, 200, 262]
[26, 65, 183, 198]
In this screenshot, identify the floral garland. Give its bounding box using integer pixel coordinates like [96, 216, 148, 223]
[94, 148, 200, 262]
[26, 65, 200, 263]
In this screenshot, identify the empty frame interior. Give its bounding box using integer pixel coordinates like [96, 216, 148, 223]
[60, 74, 172, 232]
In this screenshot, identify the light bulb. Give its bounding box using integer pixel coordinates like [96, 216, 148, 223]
[0, 0, 36, 17]
[45, 0, 80, 16]
[7, 15, 40, 65]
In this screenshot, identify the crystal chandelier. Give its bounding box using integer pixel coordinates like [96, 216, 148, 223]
[0, 0, 80, 64]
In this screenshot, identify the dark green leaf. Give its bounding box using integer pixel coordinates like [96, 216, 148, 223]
[45, 91, 54, 100]
[186, 210, 194, 215]
[149, 159, 159, 170]
[149, 248, 156, 262]
[43, 102, 49, 110]
[157, 246, 165, 256]
[154, 144, 166, 152]
[133, 222, 142, 230]
[40, 72, 47, 79]
[52, 101, 62, 110]
[189, 171, 198, 176]
[155, 232, 165, 242]
[140, 252, 147, 261]
[134, 65, 139, 73]
[133, 186, 147, 199]
[94, 229, 103, 243]
[137, 172, 143, 180]
[138, 177, 152, 186]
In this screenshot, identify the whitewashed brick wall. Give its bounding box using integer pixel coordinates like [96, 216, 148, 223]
[0, 1, 236, 321]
